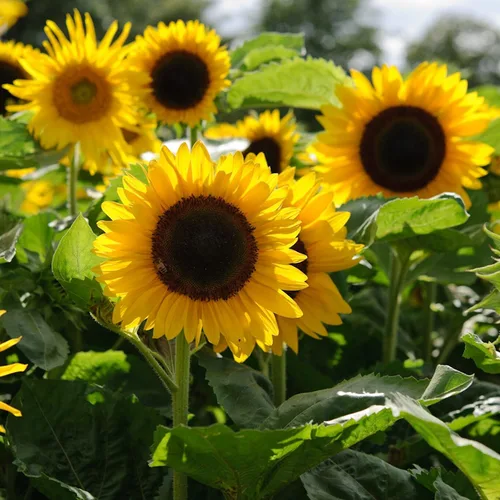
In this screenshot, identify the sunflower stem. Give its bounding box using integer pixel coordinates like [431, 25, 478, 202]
[423, 281, 437, 364]
[173, 334, 191, 500]
[383, 246, 411, 365]
[67, 143, 80, 217]
[271, 351, 287, 406]
[189, 126, 198, 148]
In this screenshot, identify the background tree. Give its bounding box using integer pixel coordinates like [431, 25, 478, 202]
[8, 0, 211, 47]
[259, 0, 381, 71]
[406, 14, 500, 87]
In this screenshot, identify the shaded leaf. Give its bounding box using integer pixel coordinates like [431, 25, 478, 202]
[197, 349, 274, 428]
[1, 309, 69, 370]
[0, 211, 23, 263]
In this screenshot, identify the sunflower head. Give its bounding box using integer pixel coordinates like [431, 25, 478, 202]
[313, 63, 495, 206]
[206, 110, 300, 174]
[0, 40, 38, 116]
[265, 170, 363, 354]
[93, 142, 308, 361]
[0, 0, 27, 33]
[5, 10, 148, 173]
[128, 20, 230, 127]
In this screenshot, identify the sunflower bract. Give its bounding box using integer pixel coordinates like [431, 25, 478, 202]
[93, 141, 308, 362]
[313, 62, 495, 206]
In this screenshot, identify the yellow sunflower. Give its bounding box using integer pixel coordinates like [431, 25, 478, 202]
[5, 10, 148, 175]
[313, 63, 495, 206]
[205, 110, 299, 174]
[0, 40, 38, 116]
[93, 142, 308, 361]
[0, 313, 28, 432]
[128, 20, 230, 127]
[0, 0, 27, 32]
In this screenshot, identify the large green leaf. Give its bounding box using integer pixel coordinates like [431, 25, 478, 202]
[52, 214, 103, 308]
[301, 451, 432, 500]
[261, 365, 472, 429]
[230, 32, 304, 68]
[8, 379, 165, 500]
[392, 394, 500, 500]
[0, 309, 69, 370]
[196, 349, 275, 428]
[0, 210, 23, 263]
[227, 57, 347, 110]
[462, 333, 500, 374]
[16, 212, 56, 266]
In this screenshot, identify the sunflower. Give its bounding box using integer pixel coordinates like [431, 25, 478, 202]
[271, 170, 363, 354]
[93, 141, 308, 361]
[313, 63, 495, 206]
[0, 41, 38, 116]
[205, 110, 299, 174]
[0, 0, 27, 32]
[5, 10, 148, 174]
[128, 20, 230, 127]
[0, 312, 28, 432]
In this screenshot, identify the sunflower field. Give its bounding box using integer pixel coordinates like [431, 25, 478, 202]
[1, 1, 500, 499]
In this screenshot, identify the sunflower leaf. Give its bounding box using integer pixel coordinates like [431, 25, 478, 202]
[462, 333, 500, 374]
[51, 214, 103, 308]
[301, 451, 432, 500]
[0, 210, 23, 263]
[197, 349, 275, 428]
[0, 309, 69, 370]
[7, 379, 165, 500]
[226, 57, 348, 110]
[230, 32, 304, 68]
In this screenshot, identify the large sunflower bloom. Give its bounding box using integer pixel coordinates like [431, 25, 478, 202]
[0, 312, 28, 432]
[0, 0, 27, 32]
[5, 10, 148, 174]
[0, 40, 38, 116]
[271, 170, 363, 354]
[313, 63, 495, 206]
[205, 110, 299, 174]
[93, 142, 308, 361]
[128, 20, 230, 127]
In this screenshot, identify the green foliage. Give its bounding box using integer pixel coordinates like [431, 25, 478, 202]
[7, 379, 165, 500]
[462, 333, 500, 374]
[52, 214, 103, 308]
[227, 57, 348, 110]
[0, 309, 69, 370]
[0, 210, 23, 263]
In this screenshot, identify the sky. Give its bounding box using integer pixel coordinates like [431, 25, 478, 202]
[207, 0, 500, 67]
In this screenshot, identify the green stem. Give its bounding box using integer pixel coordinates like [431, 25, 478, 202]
[383, 247, 411, 364]
[256, 350, 270, 378]
[125, 332, 178, 395]
[271, 352, 287, 406]
[173, 334, 191, 500]
[67, 143, 80, 217]
[189, 126, 198, 148]
[437, 328, 460, 365]
[423, 281, 437, 364]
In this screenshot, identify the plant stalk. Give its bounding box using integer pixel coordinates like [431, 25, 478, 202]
[423, 281, 437, 364]
[173, 334, 191, 500]
[383, 247, 411, 364]
[68, 143, 80, 217]
[271, 351, 287, 406]
[189, 126, 198, 147]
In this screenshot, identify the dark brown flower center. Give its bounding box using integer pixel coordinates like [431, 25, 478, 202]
[243, 137, 282, 174]
[359, 106, 446, 192]
[288, 238, 308, 299]
[151, 51, 210, 110]
[0, 61, 24, 116]
[151, 195, 258, 301]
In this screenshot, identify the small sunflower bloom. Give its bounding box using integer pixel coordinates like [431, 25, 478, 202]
[93, 142, 308, 362]
[313, 63, 494, 206]
[272, 170, 363, 354]
[0, 0, 27, 33]
[206, 110, 299, 174]
[128, 20, 230, 127]
[5, 10, 148, 174]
